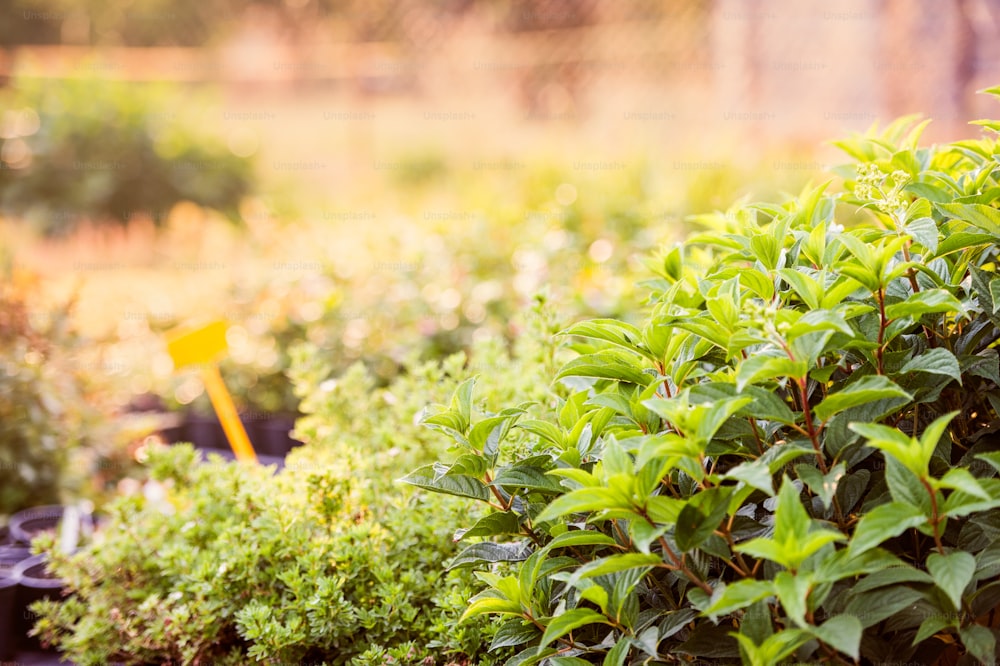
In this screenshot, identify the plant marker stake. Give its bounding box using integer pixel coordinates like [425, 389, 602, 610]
[165, 321, 257, 463]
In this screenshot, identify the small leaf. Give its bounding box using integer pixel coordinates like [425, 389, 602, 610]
[450, 542, 532, 569]
[959, 624, 997, 664]
[493, 467, 564, 493]
[814, 376, 911, 422]
[560, 319, 651, 357]
[735, 355, 808, 391]
[556, 351, 653, 386]
[539, 609, 610, 648]
[399, 464, 492, 502]
[884, 288, 966, 321]
[904, 216, 938, 253]
[935, 202, 1000, 235]
[535, 487, 632, 523]
[927, 551, 975, 610]
[811, 614, 862, 660]
[491, 619, 541, 650]
[899, 348, 962, 384]
[461, 512, 522, 539]
[703, 579, 775, 620]
[675, 487, 734, 552]
[849, 502, 927, 557]
[774, 571, 811, 628]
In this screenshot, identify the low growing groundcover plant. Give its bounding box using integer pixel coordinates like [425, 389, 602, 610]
[405, 97, 1000, 665]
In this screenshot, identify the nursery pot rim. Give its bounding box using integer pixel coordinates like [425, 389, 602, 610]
[10, 504, 67, 542]
[13, 554, 63, 589]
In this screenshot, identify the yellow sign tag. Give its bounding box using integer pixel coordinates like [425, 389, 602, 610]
[166, 320, 229, 369]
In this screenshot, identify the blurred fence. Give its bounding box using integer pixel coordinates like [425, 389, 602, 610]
[3, 0, 1000, 144]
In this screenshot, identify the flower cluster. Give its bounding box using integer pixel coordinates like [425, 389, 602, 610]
[853, 163, 911, 217]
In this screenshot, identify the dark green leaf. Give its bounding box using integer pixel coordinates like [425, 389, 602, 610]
[400, 464, 492, 502]
[491, 619, 541, 650]
[814, 376, 911, 422]
[927, 551, 975, 610]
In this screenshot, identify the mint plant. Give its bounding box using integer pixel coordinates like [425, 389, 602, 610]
[406, 93, 1000, 665]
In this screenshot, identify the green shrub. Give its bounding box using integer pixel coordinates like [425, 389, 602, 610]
[0, 76, 253, 233]
[407, 102, 1000, 664]
[0, 281, 128, 515]
[32, 441, 496, 666]
[32, 310, 568, 665]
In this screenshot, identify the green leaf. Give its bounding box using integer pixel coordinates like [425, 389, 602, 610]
[735, 355, 808, 391]
[461, 511, 522, 539]
[569, 553, 661, 582]
[602, 638, 631, 666]
[927, 551, 975, 610]
[518, 419, 564, 447]
[959, 624, 997, 664]
[493, 467, 564, 493]
[814, 376, 911, 422]
[913, 614, 955, 645]
[848, 502, 927, 557]
[898, 348, 962, 384]
[904, 216, 938, 253]
[786, 308, 854, 341]
[778, 268, 822, 310]
[539, 609, 610, 648]
[795, 462, 844, 511]
[694, 396, 753, 445]
[884, 288, 966, 321]
[461, 592, 523, 620]
[724, 460, 776, 496]
[491, 619, 541, 650]
[450, 376, 477, 431]
[549, 658, 593, 666]
[450, 542, 532, 569]
[670, 314, 732, 350]
[774, 571, 811, 628]
[703, 579, 775, 620]
[935, 202, 1000, 235]
[535, 487, 632, 523]
[544, 530, 619, 551]
[556, 351, 653, 386]
[811, 614, 862, 660]
[399, 464, 492, 502]
[560, 319, 655, 361]
[675, 487, 734, 552]
[844, 585, 925, 628]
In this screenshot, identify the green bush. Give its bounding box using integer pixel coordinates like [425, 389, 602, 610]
[33, 444, 495, 665]
[407, 102, 1000, 664]
[0, 281, 126, 515]
[32, 310, 568, 665]
[0, 76, 253, 233]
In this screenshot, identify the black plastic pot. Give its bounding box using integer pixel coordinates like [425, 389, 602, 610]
[0, 548, 29, 661]
[183, 412, 227, 450]
[9, 505, 66, 546]
[13, 554, 64, 652]
[251, 415, 302, 458]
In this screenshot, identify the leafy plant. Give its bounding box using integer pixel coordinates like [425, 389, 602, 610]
[406, 97, 1000, 665]
[31, 440, 498, 665]
[31, 312, 568, 665]
[0, 75, 253, 234]
[0, 278, 132, 516]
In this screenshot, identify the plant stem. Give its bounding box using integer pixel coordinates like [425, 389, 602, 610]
[919, 476, 946, 555]
[876, 287, 888, 375]
[797, 377, 829, 474]
[655, 534, 713, 595]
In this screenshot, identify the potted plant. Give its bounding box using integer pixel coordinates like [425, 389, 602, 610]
[13, 554, 65, 653]
[0, 548, 25, 661]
